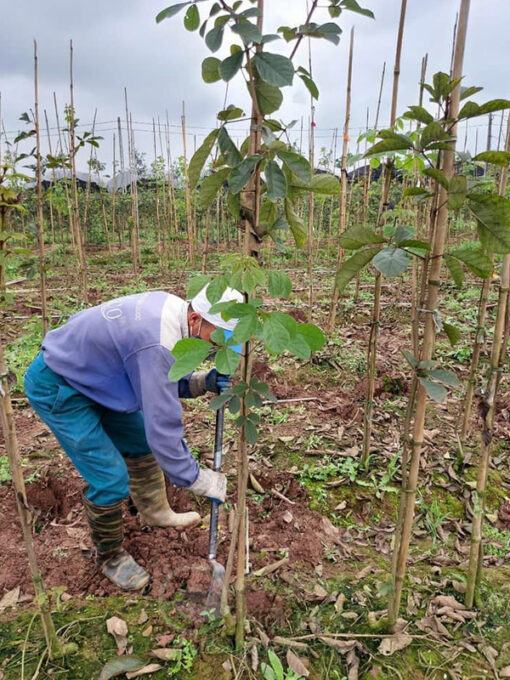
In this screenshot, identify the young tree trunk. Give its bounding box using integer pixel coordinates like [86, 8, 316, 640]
[465, 115, 510, 607]
[34, 40, 49, 335]
[43, 110, 56, 247]
[328, 27, 355, 330]
[0, 342, 61, 659]
[361, 0, 407, 469]
[181, 102, 195, 265]
[388, 0, 471, 626]
[82, 108, 97, 236]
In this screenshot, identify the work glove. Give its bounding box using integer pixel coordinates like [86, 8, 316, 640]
[205, 369, 230, 394]
[189, 468, 227, 503]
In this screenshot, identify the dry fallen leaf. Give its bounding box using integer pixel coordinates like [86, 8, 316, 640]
[347, 648, 359, 680]
[151, 648, 181, 661]
[137, 609, 148, 625]
[126, 664, 162, 679]
[155, 633, 174, 647]
[286, 650, 309, 678]
[0, 587, 20, 613]
[334, 593, 346, 613]
[282, 510, 293, 524]
[378, 633, 413, 656]
[106, 616, 128, 655]
[142, 625, 153, 637]
[500, 666, 510, 678]
[320, 637, 356, 654]
[431, 595, 466, 611]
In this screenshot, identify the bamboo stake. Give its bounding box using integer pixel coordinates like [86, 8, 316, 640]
[465, 114, 510, 607]
[33, 41, 49, 335]
[327, 26, 355, 330]
[388, 0, 471, 626]
[152, 118, 163, 261]
[0, 335, 61, 658]
[361, 0, 407, 469]
[43, 110, 56, 247]
[306, 31, 316, 323]
[181, 102, 194, 264]
[112, 133, 120, 248]
[53, 93, 74, 248]
[82, 108, 97, 235]
[129, 112, 141, 272]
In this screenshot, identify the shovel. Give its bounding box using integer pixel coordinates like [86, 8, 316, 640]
[205, 404, 226, 616]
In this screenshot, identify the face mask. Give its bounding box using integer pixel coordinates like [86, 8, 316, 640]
[189, 317, 203, 339]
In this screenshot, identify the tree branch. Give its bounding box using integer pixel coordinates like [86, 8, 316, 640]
[289, 0, 320, 61]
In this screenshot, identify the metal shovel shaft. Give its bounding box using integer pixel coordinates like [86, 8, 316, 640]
[206, 405, 225, 614]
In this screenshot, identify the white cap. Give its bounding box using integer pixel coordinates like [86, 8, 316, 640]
[190, 284, 244, 332]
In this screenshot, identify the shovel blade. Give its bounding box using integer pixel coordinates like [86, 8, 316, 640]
[205, 559, 225, 617]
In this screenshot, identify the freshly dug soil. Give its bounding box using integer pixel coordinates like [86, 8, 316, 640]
[0, 460, 347, 623]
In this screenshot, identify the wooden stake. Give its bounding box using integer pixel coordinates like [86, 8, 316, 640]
[181, 102, 194, 264]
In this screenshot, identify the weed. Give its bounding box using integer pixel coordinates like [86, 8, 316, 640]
[0, 457, 12, 483]
[418, 497, 451, 546]
[484, 525, 510, 558]
[5, 318, 43, 391]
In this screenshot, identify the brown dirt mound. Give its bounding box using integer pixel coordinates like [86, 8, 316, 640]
[0, 463, 347, 625]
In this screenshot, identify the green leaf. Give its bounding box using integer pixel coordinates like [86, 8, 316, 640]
[444, 322, 461, 347]
[284, 200, 307, 248]
[449, 245, 494, 279]
[403, 105, 434, 125]
[226, 191, 240, 219]
[229, 155, 261, 194]
[419, 121, 452, 150]
[287, 333, 312, 360]
[365, 133, 413, 156]
[339, 224, 386, 250]
[244, 418, 258, 444]
[419, 377, 447, 404]
[423, 167, 449, 189]
[298, 73, 319, 100]
[261, 315, 291, 353]
[156, 3, 190, 23]
[448, 175, 467, 210]
[473, 150, 510, 166]
[341, 0, 375, 18]
[198, 167, 230, 210]
[265, 160, 287, 202]
[372, 247, 410, 277]
[255, 80, 283, 115]
[169, 338, 211, 381]
[205, 24, 224, 52]
[460, 85, 483, 100]
[430, 368, 461, 388]
[402, 350, 418, 368]
[253, 53, 294, 87]
[267, 270, 292, 298]
[187, 274, 210, 298]
[216, 347, 241, 375]
[479, 99, 510, 115]
[202, 57, 221, 83]
[188, 129, 219, 189]
[313, 22, 342, 45]
[297, 323, 326, 352]
[210, 391, 233, 411]
[334, 247, 379, 294]
[232, 19, 263, 44]
[218, 127, 242, 166]
[220, 52, 244, 81]
[469, 194, 510, 254]
[310, 173, 338, 195]
[98, 656, 146, 680]
[206, 275, 228, 303]
[184, 4, 200, 30]
[277, 149, 311, 183]
[267, 650, 285, 680]
[444, 255, 465, 288]
[232, 314, 259, 344]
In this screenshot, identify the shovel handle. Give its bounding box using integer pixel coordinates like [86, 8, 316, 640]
[208, 405, 225, 561]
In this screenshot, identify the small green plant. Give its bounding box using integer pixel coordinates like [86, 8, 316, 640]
[0, 457, 12, 484]
[419, 497, 451, 546]
[484, 525, 510, 557]
[167, 637, 197, 676]
[261, 649, 304, 680]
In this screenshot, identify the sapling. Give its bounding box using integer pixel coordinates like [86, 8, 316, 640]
[156, 0, 374, 647]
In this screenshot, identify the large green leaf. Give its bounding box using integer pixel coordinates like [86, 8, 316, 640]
[184, 4, 200, 30]
[232, 19, 263, 44]
[169, 338, 211, 381]
[198, 167, 230, 209]
[419, 121, 452, 150]
[443, 322, 461, 346]
[156, 3, 190, 23]
[339, 224, 386, 250]
[188, 129, 219, 189]
[277, 149, 311, 183]
[297, 323, 326, 352]
[265, 160, 287, 202]
[186, 274, 210, 298]
[215, 347, 241, 375]
[220, 52, 244, 81]
[447, 175, 467, 210]
[217, 105, 244, 121]
[419, 377, 447, 404]
[430, 368, 461, 388]
[218, 127, 242, 166]
[403, 105, 434, 125]
[229, 155, 261, 194]
[444, 255, 465, 288]
[334, 247, 379, 294]
[253, 53, 294, 87]
[373, 247, 410, 277]
[365, 133, 413, 156]
[261, 314, 291, 353]
[449, 245, 493, 279]
[423, 167, 449, 189]
[205, 24, 224, 52]
[298, 72, 319, 100]
[255, 80, 283, 115]
[232, 314, 259, 344]
[310, 173, 339, 195]
[473, 150, 510, 166]
[202, 57, 221, 83]
[341, 0, 375, 18]
[469, 194, 510, 254]
[459, 99, 510, 119]
[267, 270, 292, 298]
[98, 656, 146, 680]
[284, 200, 307, 248]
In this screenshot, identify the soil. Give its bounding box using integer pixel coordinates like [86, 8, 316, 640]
[0, 460, 346, 623]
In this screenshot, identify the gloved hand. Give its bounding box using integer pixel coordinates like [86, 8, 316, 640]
[205, 369, 230, 394]
[189, 468, 227, 503]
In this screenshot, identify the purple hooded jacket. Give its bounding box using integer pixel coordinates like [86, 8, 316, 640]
[42, 291, 199, 487]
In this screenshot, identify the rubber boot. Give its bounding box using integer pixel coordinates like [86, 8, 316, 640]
[83, 498, 150, 591]
[126, 454, 201, 530]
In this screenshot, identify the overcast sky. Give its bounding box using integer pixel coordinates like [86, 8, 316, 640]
[1, 0, 509, 173]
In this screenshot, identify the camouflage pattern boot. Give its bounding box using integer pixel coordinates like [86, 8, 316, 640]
[83, 498, 150, 591]
[126, 454, 201, 530]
